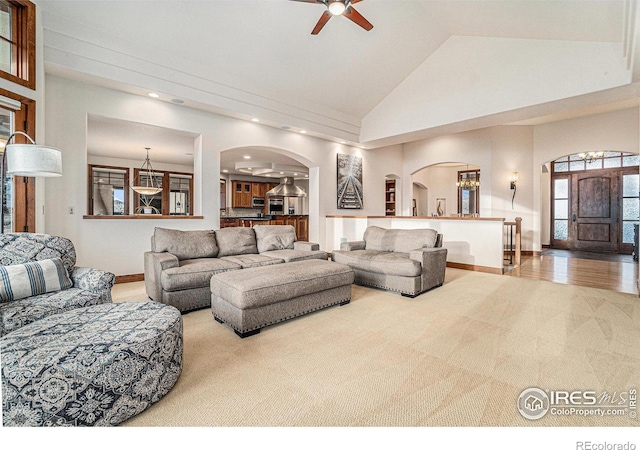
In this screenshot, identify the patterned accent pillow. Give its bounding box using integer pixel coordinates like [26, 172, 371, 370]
[0, 257, 72, 303]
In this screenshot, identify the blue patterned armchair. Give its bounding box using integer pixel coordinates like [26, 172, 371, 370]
[0, 233, 116, 336]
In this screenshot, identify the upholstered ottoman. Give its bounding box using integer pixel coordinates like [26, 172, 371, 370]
[211, 259, 354, 338]
[1, 301, 182, 426]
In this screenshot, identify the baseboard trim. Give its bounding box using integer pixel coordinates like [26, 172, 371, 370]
[115, 273, 144, 284]
[446, 262, 503, 275]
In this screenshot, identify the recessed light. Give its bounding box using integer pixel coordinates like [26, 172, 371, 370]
[300, 130, 307, 134]
[148, 93, 159, 98]
[340, 141, 346, 144]
[293, 173, 298, 176]
[222, 169, 229, 173]
[247, 167, 252, 170]
[251, 118, 260, 122]
[305, 174, 309, 177]
[243, 155, 251, 160]
[265, 174, 271, 177]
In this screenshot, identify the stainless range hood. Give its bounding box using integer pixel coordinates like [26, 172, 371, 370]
[266, 177, 307, 197]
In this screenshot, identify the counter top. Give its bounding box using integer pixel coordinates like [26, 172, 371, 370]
[326, 215, 504, 222]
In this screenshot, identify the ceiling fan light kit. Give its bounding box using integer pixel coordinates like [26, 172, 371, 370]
[292, 0, 373, 35]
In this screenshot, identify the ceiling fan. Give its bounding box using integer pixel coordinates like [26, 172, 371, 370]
[292, 0, 373, 35]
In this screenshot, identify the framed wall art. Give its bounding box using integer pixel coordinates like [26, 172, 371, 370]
[337, 154, 363, 209]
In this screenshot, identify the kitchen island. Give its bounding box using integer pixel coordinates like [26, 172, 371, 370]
[220, 215, 309, 241]
[326, 215, 515, 274]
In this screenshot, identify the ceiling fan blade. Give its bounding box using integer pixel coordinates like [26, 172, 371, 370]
[311, 11, 332, 35]
[343, 6, 373, 31]
[290, 0, 323, 3]
[350, 0, 364, 4]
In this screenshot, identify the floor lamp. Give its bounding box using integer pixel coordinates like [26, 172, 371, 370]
[1, 131, 62, 233]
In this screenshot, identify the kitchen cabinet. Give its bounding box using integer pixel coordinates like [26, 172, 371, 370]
[296, 216, 308, 241]
[232, 181, 252, 208]
[219, 216, 308, 241]
[251, 182, 267, 198]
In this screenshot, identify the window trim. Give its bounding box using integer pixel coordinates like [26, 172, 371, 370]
[133, 169, 193, 216]
[0, 0, 35, 90]
[88, 164, 130, 216]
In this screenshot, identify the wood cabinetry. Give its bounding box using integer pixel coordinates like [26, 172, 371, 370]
[220, 216, 308, 241]
[251, 182, 267, 198]
[385, 179, 396, 216]
[232, 181, 252, 208]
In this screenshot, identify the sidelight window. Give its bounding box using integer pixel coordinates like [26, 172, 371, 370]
[552, 178, 569, 241]
[622, 173, 639, 244]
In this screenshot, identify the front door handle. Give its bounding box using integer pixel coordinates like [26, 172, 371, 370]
[572, 214, 577, 222]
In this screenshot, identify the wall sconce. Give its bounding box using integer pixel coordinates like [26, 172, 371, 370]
[510, 172, 518, 209]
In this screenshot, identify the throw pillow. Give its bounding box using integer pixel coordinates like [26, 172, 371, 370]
[153, 228, 218, 260]
[215, 227, 258, 257]
[253, 225, 296, 253]
[0, 257, 73, 303]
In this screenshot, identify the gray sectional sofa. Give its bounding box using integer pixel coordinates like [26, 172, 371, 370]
[331, 226, 447, 297]
[144, 225, 328, 312]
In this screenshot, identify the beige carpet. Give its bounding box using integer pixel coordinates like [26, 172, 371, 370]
[115, 269, 640, 427]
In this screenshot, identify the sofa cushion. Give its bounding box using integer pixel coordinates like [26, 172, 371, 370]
[332, 250, 422, 277]
[363, 226, 438, 253]
[0, 287, 101, 337]
[153, 227, 218, 260]
[362, 226, 388, 251]
[220, 254, 284, 268]
[0, 258, 72, 303]
[387, 228, 439, 253]
[253, 225, 296, 253]
[161, 258, 240, 291]
[215, 228, 258, 257]
[260, 249, 328, 263]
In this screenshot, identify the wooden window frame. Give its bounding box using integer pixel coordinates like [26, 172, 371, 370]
[0, 86, 35, 232]
[0, 0, 35, 90]
[133, 169, 193, 216]
[87, 164, 130, 216]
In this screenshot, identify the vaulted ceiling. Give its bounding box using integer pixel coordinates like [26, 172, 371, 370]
[39, 0, 640, 148]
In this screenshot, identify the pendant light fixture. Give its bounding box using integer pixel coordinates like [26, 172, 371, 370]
[131, 147, 162, 195]
[456, 166, 480, 191]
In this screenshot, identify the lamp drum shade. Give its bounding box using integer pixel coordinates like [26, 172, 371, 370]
[5, 144, 62, 177]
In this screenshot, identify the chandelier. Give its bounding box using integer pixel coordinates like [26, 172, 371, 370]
[456, 171, 480, 191]
[131, 147, 162, 195]
[578, 151, 603, 163]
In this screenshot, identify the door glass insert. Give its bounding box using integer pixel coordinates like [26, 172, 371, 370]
[553, 178, 569, 240]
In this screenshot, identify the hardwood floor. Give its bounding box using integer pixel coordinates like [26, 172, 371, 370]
[506, 249, 639, 295]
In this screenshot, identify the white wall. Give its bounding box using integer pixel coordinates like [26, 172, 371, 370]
[362, 35, 630, 143]
[44, 76, 403, 276]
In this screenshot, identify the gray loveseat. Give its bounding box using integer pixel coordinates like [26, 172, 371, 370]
[0, 233, 116, 337]
[331, 226, 447, 297]
[144, 225, 328, 312]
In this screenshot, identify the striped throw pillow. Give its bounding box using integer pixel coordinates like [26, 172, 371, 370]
[0, 258, 73, 303]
